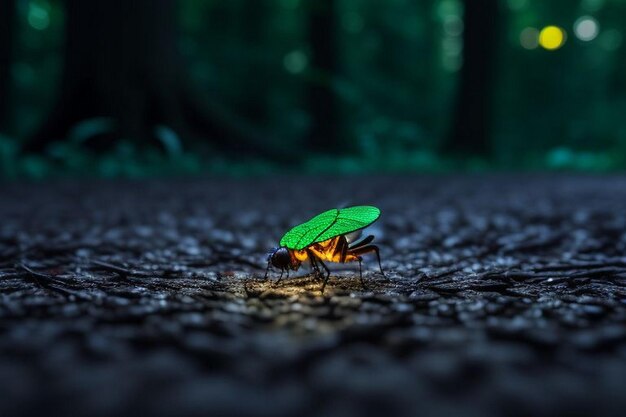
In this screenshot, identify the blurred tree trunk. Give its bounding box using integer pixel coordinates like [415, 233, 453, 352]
[608, 6, 626, 100]
[0, 0, 15, 133]
[307, 0, 341, 152]
[24, 0, 288, 160]
[445, 0, 499, 157]
[241, 0, 269, 125]
[24, 0, 183, 150]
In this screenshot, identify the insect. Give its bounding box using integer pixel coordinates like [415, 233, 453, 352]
[265, 206, 385, 293]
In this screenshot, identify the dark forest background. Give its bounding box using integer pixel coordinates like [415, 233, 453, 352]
[1, 0, 625, 177]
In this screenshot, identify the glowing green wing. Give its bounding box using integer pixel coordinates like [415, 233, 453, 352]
[279, 206, 380, 250]
[280, 208, 338, 250]
[313, 206, 380, 244]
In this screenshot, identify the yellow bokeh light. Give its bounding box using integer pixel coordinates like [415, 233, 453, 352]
[539, 26, 566, 50]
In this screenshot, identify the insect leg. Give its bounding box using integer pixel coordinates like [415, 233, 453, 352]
[264, 261, 272, 280]
[349, 245, 386, 278]
[308, 253, 317, 272]
[348, 235, 375, 250]
[309, 256, 320, 281]
[274, 269, 285, 286]
[337, 236, 349, 263]
[306, 249, 323, 281]
[316, 258, 331, 294]
[357, 257, 367, 289]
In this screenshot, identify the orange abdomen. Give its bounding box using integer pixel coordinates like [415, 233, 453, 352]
[290, 236, 357, 264]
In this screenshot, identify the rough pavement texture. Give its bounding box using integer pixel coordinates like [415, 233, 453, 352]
[1, 176, 626, 417]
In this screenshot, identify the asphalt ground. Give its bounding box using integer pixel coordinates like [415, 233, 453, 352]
[1, 175, 625, 417]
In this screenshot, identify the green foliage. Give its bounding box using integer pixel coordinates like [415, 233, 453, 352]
[3, 0, 626, 177]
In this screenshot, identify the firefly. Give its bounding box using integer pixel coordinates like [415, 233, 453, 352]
[265, 206, 385, 293]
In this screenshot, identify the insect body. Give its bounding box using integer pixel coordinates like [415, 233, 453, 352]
[265, 206, 385, 293]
